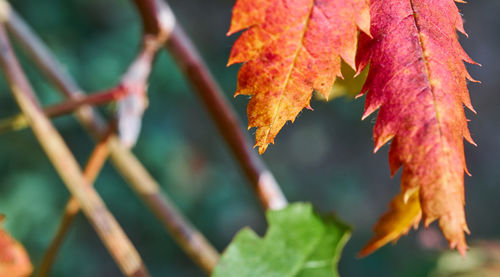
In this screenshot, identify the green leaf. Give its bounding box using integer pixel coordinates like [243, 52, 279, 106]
[212, 203, 350, 277]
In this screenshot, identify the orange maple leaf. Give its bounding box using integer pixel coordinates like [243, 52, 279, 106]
[0, 216, 33, 277]
[227, 0, 370, 154]
[357, 0, 478, 255]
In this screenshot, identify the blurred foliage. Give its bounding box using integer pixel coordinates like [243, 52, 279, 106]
[430, 242, 500, 277]
[315, 62, 368, 101]
[0, 0, 498, 276]
[0, 215, 33, 277]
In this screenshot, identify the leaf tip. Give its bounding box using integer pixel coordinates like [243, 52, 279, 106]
[357, 246, 373, 259]
[257, 144, 268, 155]
[358, 237, 385, 258]
[226, 23, 240, 37]
[227, 58, 238, 67]
[373, 134, 393, 153]
[361, 102, 380, 121]
[453, 240, 469, 258]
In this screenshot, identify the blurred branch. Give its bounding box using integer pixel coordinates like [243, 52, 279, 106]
[2, 2, 219, 274]
[107, 136, 220, 273]
[162, 12, 288, 210]
[1, 0, 288, 212]
[0, 0, 172, 144]
[133, 0, 174, 38]
[108, 0, 173, 147]
[0, 22, 149, 277]
[37, 128, 113, 277]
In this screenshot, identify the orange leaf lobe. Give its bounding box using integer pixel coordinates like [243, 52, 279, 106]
[0, 216, 32, 277]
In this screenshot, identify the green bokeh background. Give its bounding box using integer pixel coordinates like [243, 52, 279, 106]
[0, 0, 498, 276]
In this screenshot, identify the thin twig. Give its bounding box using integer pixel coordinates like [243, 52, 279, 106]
[2, 1, 220, 273]
[0, 87, 125, 134]
[0, 22, 149, 277]
[37, 126, 114, 277]
[44, 87, 127, 118]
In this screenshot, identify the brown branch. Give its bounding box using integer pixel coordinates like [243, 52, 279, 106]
[133, 0, 175, 38]
[165, 23, 288, 210]
[107, 136, 220, 273]
[2, 2, 219, 274]
[37, 129, 113, 277]
[0, 22, 149, 277]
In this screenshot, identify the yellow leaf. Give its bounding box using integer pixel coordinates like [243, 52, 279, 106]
[359, 188, 422, 257]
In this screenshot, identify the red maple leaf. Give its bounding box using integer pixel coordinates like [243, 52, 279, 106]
[357, 0, 478, 255]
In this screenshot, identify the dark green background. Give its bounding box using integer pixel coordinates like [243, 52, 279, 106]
[0, 0, 498, 276]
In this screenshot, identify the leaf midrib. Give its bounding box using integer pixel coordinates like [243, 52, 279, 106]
[289, 223, 349, 277]
[262, 1, 316, 145]
[408, 0, 454, 184]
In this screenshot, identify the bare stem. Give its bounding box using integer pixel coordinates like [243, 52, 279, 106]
[37, 129, 113, 277]
[0, 22, 149, 277]
[44, 87, 127, 118]
[2, 2, 220, 274]
[0, 88, 123, 134]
